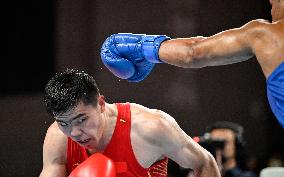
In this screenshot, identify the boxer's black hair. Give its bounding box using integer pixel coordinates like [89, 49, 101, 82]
[44, 69, 100, 117]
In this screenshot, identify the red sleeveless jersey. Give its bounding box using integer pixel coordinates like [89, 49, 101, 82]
[66, 103, 168, 177]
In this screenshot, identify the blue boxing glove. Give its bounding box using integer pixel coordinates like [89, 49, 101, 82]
[100, 33, 170, 82]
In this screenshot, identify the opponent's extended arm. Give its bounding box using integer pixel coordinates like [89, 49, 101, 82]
[101, 21, 263, 81]
[159, 21, 263, 68]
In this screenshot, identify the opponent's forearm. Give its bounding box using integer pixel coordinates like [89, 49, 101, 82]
[159, 38, 202, 68]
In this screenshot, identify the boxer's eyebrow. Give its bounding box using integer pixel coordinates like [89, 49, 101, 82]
[69, 113, 86, 122]
[56, 113, 86, 124]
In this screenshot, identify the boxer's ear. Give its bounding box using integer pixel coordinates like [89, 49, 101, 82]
[98, 95, 106, 113]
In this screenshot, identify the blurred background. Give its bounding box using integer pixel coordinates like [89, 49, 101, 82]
[1, 0, 283, 176]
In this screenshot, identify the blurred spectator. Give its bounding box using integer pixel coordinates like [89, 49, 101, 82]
[168, 121, 259, 177]
[197, 121, 258, 177]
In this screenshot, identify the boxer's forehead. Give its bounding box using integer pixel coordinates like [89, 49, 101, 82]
[54, 102, 91, 121]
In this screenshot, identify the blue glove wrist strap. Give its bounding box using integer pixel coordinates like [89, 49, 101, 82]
[142, 35, 171, 63]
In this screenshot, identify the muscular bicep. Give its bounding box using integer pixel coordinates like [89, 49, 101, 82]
[192, 28, 254, 67]
[40, 123, 67, 177]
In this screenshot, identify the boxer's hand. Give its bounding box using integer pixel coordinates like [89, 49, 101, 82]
[100, 33, 170, 82]
[68, 153, 116, 177]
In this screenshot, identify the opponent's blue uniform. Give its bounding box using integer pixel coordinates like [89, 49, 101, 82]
[267, 62, 284, 128]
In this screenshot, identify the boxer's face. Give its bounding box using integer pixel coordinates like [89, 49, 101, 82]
[55, 96, 106, 150]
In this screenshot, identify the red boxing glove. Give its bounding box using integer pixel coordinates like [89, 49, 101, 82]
[68, 153, 116, 177]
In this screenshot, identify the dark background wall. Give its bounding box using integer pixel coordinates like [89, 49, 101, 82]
[1, 0, 283, 176]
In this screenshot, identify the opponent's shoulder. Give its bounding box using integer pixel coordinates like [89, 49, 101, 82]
[242, 19, 279, 33]
[243, 19, 270, 26]
[240, 19, 270, 32]
[245, 19, 270, 25]
[43, 122, 67, 164]
[238, 19, 282, 43]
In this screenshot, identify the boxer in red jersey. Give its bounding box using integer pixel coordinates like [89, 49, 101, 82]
[40, 69, 220, 177]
